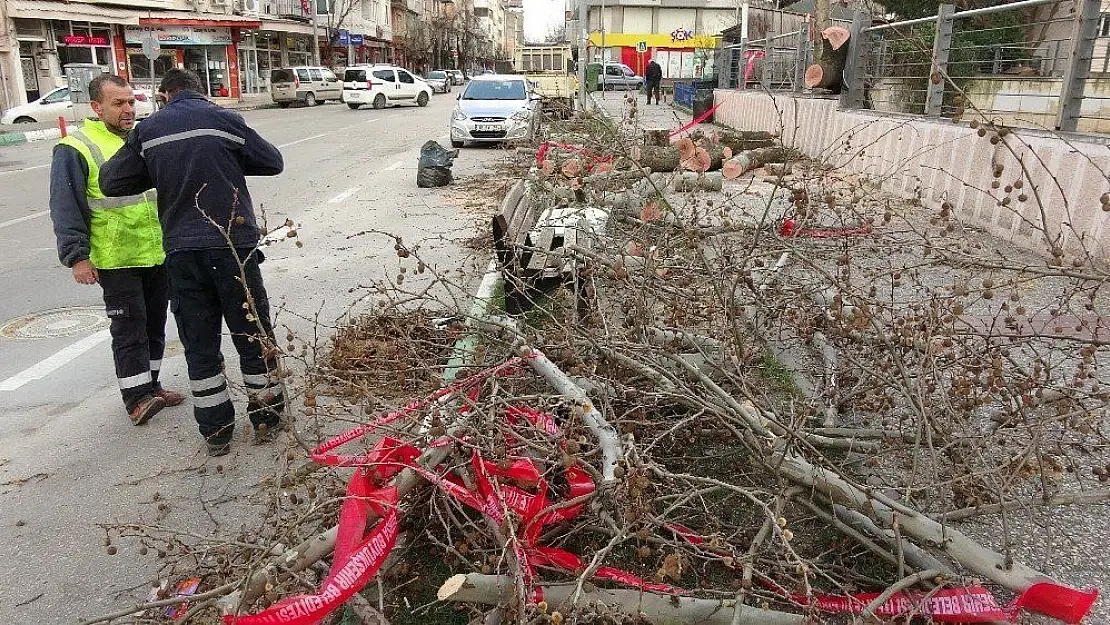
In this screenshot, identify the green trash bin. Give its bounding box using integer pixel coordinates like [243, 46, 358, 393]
[585, 63, 602, 93]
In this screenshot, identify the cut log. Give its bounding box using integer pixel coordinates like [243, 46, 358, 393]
[437, 574, 805, 625]
[823, 26, 851, 50]
[674, 171, 724, 192]
[638, 145, 728, 173]
[644, 128, 670, 147]
[722, 147, 795, 180]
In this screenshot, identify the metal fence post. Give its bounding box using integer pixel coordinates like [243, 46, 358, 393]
[839, 11, 870, 109]
[924, 3, 954, 117]
[739, 40, 748, 89]
[794, 23, 807, 92]
[763, 29, 773, 88]
[1057, 0, 1101, 132]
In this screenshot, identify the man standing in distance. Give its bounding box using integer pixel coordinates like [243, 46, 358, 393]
[49, 74, 185, 426]
[645, 59, 663, 105]
[100, 68, 285, 457]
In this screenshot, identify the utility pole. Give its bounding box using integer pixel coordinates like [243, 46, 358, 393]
[312, 0, 321, 65]
[576, 0, 587, 111]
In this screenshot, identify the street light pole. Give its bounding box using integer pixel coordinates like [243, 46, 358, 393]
[576, 0, 587, 111]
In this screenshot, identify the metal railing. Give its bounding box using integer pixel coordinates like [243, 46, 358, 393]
[716, 0, 1110, 134]
[838, 0, 1108, 133]
[674, 82, 696, 108]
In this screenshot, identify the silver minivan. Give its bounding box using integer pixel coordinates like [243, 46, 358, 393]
[271, 67, 342, 107]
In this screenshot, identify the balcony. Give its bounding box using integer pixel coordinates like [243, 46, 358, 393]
[239, 0, 311, 21]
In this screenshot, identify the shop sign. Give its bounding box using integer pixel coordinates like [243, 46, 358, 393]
[670, 28, 693, 43]
[350, 33, 364, 45]
[63, 35, 109, 46]
[124, 26, 233, 46]
[337, 29, 349, 45]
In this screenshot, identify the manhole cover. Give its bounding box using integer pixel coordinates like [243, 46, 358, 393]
[0, 306, 109, 339]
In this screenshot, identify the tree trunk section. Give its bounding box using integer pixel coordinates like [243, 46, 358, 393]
[437, 574, 806, 625]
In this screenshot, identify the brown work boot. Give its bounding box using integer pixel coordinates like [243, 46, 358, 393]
[129, 395, 166, 426]
[155, 388, 186, 407]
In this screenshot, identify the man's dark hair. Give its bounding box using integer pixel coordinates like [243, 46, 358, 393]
[159, 68, 204, 96]
[89, 74, 131, 103]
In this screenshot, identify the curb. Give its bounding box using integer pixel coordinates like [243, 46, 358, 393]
[0, 127, 61, 147]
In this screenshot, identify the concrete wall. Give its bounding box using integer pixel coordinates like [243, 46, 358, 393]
[713, 90, 1110, 259]
[870, 77, 1110, 134]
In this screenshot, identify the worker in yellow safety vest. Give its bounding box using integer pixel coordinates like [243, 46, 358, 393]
[49, 74, 184, 425]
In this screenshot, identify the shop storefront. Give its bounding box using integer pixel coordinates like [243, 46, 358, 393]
[588, 31, 719, 79]
[54, 22, 115, 71]
[238, 29, 314, 95]
[124, 20, 257, 98]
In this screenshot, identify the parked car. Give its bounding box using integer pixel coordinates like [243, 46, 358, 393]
[446, 69, 465, 85]
[270, 66, 342, 107]
[342, 65, 433, 109]
[1, 85, 154, 124]
[598, 63, 644, 91]
[426, 71, 452, 94]
[449, 74, 538, 148]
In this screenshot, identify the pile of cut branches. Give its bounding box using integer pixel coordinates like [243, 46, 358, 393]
[92, 106, 1110, 625]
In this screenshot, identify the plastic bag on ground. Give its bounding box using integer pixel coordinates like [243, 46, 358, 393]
[416, 140, 458, 188]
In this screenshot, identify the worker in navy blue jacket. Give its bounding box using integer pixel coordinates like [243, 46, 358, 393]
[100, 68, 286, 457]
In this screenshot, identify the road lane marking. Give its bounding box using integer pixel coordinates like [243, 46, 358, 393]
[327, 187, 361, 203]
[276, 118, 379, 149]
[277, 133, 328, 149]
[0, 210, 49, 230]
[0, 163, 51, 176]
[0, 329, 111, 392]
[382, 161, 403, 171]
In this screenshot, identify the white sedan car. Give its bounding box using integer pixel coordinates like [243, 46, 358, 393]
[1, 86, 155, 124]
[449, 75, 539, 148]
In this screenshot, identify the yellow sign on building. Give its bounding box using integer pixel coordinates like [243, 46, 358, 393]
[588, 32, 720, 49]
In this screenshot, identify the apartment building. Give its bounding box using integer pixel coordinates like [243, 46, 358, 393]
[472, 0, 504, 63]
[0, 0, 392, 111]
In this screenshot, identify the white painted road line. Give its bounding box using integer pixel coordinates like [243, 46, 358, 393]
[0, 210, 49, 231]
[0, 163, 51, 176]
[277, 133, 328, 149]
[327, 187, 361, 203]
[0, 329, 111, 392]
[382, 161, 403, 172]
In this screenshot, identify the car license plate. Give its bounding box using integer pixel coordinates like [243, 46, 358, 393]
[475, 124, 501, 132]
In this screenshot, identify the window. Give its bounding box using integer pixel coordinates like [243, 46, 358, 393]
[309, 68, 323, 80]
[322, 69, 337, 82]
[296, 68, 310, 81]
[461, 79, 527, 100]
[397, 69, 414, 83]
[605, 65, 622, 76]
[372, 69, 396, 82]
[272, 68, 295, 82]
[1101, 13, 1110, 37]
[42, 88, 70, 103]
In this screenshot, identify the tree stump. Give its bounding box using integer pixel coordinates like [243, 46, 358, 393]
[804, 26, 851, 92]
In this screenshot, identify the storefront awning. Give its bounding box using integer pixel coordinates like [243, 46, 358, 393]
[139, 14, 262, 28]
[5, 0, 140, 25]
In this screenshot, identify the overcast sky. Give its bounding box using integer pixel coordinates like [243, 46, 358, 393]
[523, 0, 566, 42]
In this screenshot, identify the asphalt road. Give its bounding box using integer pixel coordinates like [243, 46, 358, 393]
[0, 93, 504, 623]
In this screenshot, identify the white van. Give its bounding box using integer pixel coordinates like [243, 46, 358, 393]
[270, 67, 342, 107]
[342, 64, 432, 109]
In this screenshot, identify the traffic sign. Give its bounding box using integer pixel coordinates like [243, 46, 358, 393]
[141, 34, 161, 60]
[636, 40, 647, 53]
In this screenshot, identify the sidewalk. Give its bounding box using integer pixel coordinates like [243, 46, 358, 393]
[589, 90, 714, 137]
[0, 93, 277, 147]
